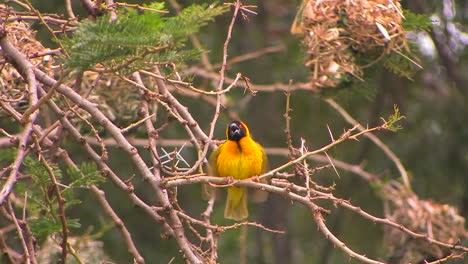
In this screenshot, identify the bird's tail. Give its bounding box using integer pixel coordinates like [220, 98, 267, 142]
[225, 187, 248, 220]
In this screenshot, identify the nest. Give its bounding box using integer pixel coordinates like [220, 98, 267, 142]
[0, 5, 54, 114]
[382, 182, 467, 263]
[292, 0, 407, 89]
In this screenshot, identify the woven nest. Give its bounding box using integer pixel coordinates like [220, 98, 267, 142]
[382, 182, 467, 263]
[1, 5, 54, 114]
[292, 0, 407, 89]
[65, 71, 161, 129]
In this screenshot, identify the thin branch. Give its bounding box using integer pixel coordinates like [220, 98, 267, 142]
[37, 86, 175, 233]
[91, 186, 145, 264]
[423, 253, 465, 264]
[211, 44, 285, 69]
[313, 212, 386, 264]
[7, 199, 31, 264]
[0, 26, 39, 205]
[32, 135, 69, 264]
[324, 98, 411, 190]
[34, 70, 203, 264]
[335, 199, 468, 252]
[165, 176, 388, 263]
[140, 70, 243, 95]
[258, 124, 386, 181]
[187, 67, 310, 92]
[64, 0, 76, 20]
[79, 0, 102, 17]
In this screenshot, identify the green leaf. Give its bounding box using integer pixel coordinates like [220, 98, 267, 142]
[402, 9, 433, 31]
[67, 218, 82, 229]
[62, 2, 228, 71]
[24, 157, 61, 186]
[29, 217, 62, 240]
[67, 162, 105, 188]
[0, 147, 16, 163]
[381, 104, 406, 132]
[30, 217, 81, 240]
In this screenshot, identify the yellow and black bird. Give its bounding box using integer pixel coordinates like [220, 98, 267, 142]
[208, 120, 268, 220]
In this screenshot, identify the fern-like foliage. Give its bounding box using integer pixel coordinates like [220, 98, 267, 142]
[62, 2, 228, 71]
[402, 9, 433, 32]
[381, 105, 406, 132]
[0, 148, 104, 241]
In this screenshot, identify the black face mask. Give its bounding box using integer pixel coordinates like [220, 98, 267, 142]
[227, 121, 246, 141]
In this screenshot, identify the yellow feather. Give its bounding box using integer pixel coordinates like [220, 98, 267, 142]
[208, 122, 267, 220]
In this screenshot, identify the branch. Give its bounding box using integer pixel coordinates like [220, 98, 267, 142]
[33, 70, 203, 264]
[6, 199, 36, 264]
[32, 135, 69, 264]
[313, 212, 386, 264]
[91, 186, 145, 264]
[324, 98, 411, 190]
[79, 0, 103, 17]
[259, 123, 387, 180]
[0, 25, 39, 205]
[163, 176, 391, 264]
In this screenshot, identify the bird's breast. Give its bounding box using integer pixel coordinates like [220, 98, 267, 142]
[217, 138, 263, 180]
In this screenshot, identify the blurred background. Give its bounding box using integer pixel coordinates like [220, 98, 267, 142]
[5, 0, 468, 263]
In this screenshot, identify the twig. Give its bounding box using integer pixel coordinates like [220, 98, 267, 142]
[258, 123, 386, 181]
[64, 0, 76, 20]
[177, 210, 284, 235]
[140, 70, 243, 95]
[187, 67, 310, 92]
[34, 69, 203, 264]
[167, 0, 212, 71]
[0, 26, 39, 205]
[312, 211, 386, 264]
[166, 176, 387, 263]
[240, 225, 247, 264]
[91, 186, 145, 264]
[324, 98, 411, 190]
[121, 113, 156, 134]
[423, 253, 465, 264]
[0, 48, 62, 64]
[79, 0, 102, 17]
[197, 0, 242, 177]
[23, 0, 66, 52]
[104, 0, 117, 23]
[109, 2, 168, 13]
[7, 199, 31, 264]
[211, 44, 285, 69]
[20, 70, 68, 124]
[32, 135, 69, 264]
[335, 199, 468, 252]
[201, 195, 217, 262]
[284, 81, 295, 158]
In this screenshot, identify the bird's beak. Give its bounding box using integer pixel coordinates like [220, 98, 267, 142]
[230, 123, 241, 136]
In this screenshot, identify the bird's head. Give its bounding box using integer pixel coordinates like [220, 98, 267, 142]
[226, 121, 250, 141]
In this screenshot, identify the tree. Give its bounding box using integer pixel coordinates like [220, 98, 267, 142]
[0, 0, 466, 263]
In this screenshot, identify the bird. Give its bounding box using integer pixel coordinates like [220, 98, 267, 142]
[208, 120, 268, 220]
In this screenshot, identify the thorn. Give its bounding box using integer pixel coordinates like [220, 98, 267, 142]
[326, 124, 335, 142]
[324, 151, 340, 179]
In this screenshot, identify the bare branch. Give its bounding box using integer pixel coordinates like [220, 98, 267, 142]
[0, 26, 39, 205]
[91, 186, 145, 264]
[325, 98, 411, 190]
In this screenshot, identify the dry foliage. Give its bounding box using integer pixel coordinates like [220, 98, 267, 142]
[0, 1, 466, 264]
[383, 181, 467, 263]
[292, 0, 408, 89]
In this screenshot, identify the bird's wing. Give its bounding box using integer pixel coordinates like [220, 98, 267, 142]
[203, 143, 223, 200]
[208, 143, 223, 177]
